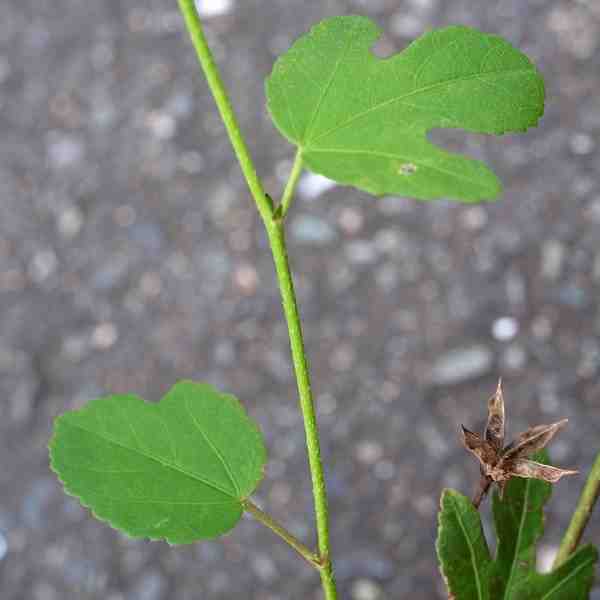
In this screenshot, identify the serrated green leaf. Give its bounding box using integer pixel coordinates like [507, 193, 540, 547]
[491, 452, 553, 595]
[509, 545, 598, 600]
[49, 381, 267, 544]
[266, 16, 544, 202]
[491, 451, 597, 599]
[436, 489, 492, 600]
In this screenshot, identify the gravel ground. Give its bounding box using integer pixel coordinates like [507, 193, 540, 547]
[1, 0, 600, 598]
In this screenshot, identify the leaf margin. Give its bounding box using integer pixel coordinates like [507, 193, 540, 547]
[48, 380, 267, 545]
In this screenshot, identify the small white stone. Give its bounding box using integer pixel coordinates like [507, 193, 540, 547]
[91, 323, 119, 349]
[233, 263, 259, 295]
[28, 250, 58, 282]
[569, 133, 595, 156]
[194, 0, 234, 18]
[47, 133, 85, 169]
[338, 207, 364, 235]
[57, 207, 83, 238]
[492, 317, 519, 341]
[355, 440, 384, 465]
[145, 111, 176, 140]
[390, 13, 424, 38]
[541, 240, 564, 280]
[429, 345, 493, 385]
[345, 240, 378, 265]
[297, 172, 337, 200]
[352, 579, 382, 600]
[461, 206, 488, 230]
[291, 216, 336, 245]
[139, 272, 162, 298]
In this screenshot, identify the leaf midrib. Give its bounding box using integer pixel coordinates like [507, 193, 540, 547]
[449, 493, 487, 600]
[184, 395, 241, 497]
[305, 147, 496, 191]
[59, 419, 238, 500]
[305, 67, 538, 147]
[502, 479, 531, 599]
[86, 494, 238, 507]
[301, 21, 357, 143]
[539, 550, 596, 600]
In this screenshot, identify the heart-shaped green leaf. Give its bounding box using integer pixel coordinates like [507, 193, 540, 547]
[266, 16, 544, 202]
[49, 381, 267, 544]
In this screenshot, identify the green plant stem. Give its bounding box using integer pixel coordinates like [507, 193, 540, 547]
[177, 0, 273, 225]
[279, 150, 304, 218]
[177, 3, 337, 599]
[264, 219, 336, 598]
[243, 500, 321, 569]
[553, 452, 600, 569]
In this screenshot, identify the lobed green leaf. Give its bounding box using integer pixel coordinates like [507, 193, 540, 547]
[267, 16, 545, 202]
[49, 381, 267, 544]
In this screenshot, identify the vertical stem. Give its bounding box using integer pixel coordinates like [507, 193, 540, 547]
[265, 219, 336, 598]
[177, 3, 337, 598]
[553, 452, 600, 568]
[177, 0, 273, 224]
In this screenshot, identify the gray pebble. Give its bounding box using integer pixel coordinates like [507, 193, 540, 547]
[351, 578, 383, 600]
[130, 570, 166, 600]
[429, 344, 494, 385]
[291, 215, 336, 245]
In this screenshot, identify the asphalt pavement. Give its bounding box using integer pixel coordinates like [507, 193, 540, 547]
[1, 0, 599, 598]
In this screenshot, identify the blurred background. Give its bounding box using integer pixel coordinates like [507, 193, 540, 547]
[1, 0, 599, 598]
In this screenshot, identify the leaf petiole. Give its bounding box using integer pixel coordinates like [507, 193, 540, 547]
[279, 150, 304, 220]
[243, 499, 322, 569]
